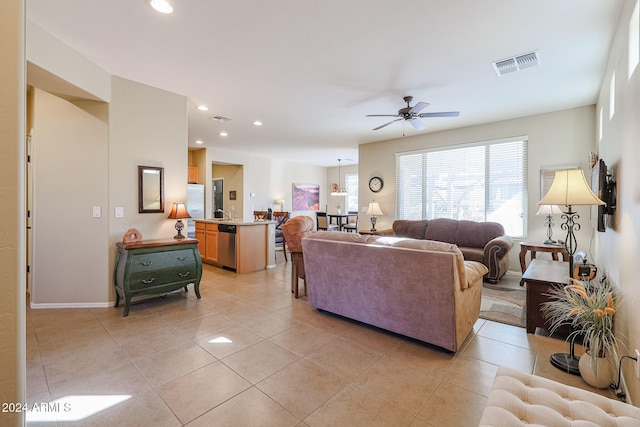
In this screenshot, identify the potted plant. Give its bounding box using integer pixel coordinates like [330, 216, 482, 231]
[542, 275, 621, 388]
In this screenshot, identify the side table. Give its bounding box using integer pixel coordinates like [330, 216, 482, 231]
[519, 241, 569, 285]
[522, 259, 578, 375]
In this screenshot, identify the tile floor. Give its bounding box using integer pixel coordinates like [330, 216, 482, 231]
[26, 260, 616, 426]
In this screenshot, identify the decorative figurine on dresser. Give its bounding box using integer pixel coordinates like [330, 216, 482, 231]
[114, 228, 203, 316]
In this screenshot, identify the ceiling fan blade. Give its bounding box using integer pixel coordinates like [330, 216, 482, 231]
[409, 118, 426, 131]
[418, 111, 460, 118]
[408, 102, 430, 114]
[366, 114, 400, 117]
[373, 118, 402, 130]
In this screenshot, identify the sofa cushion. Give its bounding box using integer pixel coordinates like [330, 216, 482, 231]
[456, 220, 504, 248]
[459, 246, 484, 263]
[371, 236, 482, 291]
[392, 220, 429, 240]
[424, 218, 459, 244]
[307, 230, 375, 244]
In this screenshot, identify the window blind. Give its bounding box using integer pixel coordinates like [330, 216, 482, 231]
[396, 137, 528, 237]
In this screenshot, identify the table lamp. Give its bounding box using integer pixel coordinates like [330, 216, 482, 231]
[274, 199, 285, 211]
[535, 204, 563, 244]
[366, 201, 383, 231]
[167, 202, 191, 239]
[537, 169, 604, 375]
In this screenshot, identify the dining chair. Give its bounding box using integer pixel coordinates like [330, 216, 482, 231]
[281, 215, 315, 298]
[341, 211, 359, 233]
[253, 210, 268, 221]
[315, 211, 339, 231]
[273, 211, 289, 261]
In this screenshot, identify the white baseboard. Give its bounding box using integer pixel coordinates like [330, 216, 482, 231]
[30, 301, 113, 309]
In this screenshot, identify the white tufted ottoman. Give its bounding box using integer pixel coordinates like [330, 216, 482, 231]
[479, 367, 640, 426]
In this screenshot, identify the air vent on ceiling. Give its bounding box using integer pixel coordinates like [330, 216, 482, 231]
[210, 115, 231, 122]
[492, 50, 540, 76]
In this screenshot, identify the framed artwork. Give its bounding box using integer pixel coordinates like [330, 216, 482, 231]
[292, 183, 320, 211]
[229, 190, 237, 200]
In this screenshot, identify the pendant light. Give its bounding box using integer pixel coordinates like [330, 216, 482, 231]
[331, 159, 348, 196]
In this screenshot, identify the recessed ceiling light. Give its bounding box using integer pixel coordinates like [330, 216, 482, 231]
[146, 0, 174, 14]
[253, 121, 263, 126]
[197, 105, 208, 111]
[219, 132, 228, 137]
[195, 139, 204, 144]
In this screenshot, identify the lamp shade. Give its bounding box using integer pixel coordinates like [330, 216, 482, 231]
[535, 205, 563, 216]
[274, 199, 285, 206]
[167, 202, 191, 219]
[538, 169, 604, 206]
[366, 202, 383, 216]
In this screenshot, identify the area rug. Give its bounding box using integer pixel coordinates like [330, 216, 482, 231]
[480, 272, 525, 328]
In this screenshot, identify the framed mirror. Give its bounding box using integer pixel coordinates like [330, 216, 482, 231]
[138, 166, 164, 213]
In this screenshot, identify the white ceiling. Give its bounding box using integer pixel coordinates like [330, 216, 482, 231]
[26, 0, 624, 167]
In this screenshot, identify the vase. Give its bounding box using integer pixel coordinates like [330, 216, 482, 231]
[578, 350, 613, 389]
[337, 208, 341, 214]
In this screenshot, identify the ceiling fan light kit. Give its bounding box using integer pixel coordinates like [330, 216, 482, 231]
[367, 96, 460, 131]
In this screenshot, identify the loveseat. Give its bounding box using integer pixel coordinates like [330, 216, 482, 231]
[381, 219, 513, 284]
[302, 231, 488, 352]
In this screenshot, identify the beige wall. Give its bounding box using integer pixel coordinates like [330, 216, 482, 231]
[359, 106, 597, 270]
[0, 0, 25, 423]
[594, 0, 640, 404]
[108, 76, 188, 241]
[203, 148, 327, 221]
[31, 88, 109, 305]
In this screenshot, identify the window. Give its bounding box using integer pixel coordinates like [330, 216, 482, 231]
[396, 137, 527, 237]
[630, 0, 639, 80]
[609, 71, 616, 120]
[345, 173, 358, 213]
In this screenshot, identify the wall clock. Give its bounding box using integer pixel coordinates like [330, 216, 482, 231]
[369, 176, 384, 193]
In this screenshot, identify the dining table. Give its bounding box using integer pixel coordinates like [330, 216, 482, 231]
[327, 213, 358, 231]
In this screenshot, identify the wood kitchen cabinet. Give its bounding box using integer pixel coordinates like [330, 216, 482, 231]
[188, 165, 199, 183]
[195, 221, 219, 264]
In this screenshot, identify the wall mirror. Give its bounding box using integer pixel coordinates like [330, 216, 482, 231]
[138, 166, 164, 213]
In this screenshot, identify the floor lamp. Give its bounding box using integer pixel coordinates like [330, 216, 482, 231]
[538, 169, 604, 374]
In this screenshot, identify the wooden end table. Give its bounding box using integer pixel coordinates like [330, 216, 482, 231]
[522, 259, 571, 334]
[522, 258, 579, 374]
[519, 241, 569, 285]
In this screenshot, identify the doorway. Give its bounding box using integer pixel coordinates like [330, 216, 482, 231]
[213, 178, 223, 217]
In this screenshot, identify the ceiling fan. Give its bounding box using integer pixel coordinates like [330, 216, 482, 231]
[367, 96, 460, 131]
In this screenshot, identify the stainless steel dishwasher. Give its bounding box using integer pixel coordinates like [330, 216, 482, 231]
[217, 224, 237, 270]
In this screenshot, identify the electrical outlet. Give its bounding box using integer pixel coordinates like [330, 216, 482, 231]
[635, 349, 640, 378]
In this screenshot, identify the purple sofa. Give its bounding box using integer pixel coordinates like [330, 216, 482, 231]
[302, 231, 488, 352]
[382, 219, 513, 284]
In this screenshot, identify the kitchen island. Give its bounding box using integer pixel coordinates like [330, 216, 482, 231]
[194, 219, 275, 273]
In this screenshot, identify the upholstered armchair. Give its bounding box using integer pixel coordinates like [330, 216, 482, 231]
[281, 215, 315, 297]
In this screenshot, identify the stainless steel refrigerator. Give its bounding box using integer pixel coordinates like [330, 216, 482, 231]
[187, 184, 205, 238]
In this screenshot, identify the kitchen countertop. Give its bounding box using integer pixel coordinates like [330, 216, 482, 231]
[194, 218, 275, 226]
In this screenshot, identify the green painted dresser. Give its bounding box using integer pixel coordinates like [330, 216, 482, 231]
[113, 238, 202, 316]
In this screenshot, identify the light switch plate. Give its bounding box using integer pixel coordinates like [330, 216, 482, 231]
[115, 207, 124, 218]
[92, 206, 101, 218]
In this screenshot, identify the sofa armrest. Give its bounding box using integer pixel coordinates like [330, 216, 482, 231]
[483, 235, 514, 283]
[484, 235, 513, 257]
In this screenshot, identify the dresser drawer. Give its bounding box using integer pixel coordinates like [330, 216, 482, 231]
[129, 248, 195, 272]
[114, 238, 202, 316]
[129, 265, 198, 291]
